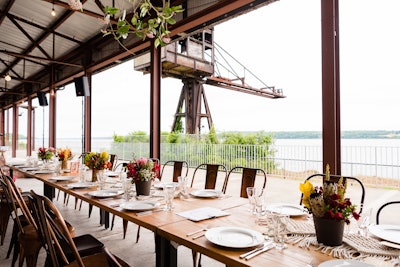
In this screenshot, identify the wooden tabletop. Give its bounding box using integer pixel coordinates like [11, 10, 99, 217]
[158, 205, 333, 267]
[10, 165, 334, 266]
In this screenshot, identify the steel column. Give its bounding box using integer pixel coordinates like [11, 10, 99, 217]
[150, 41, 161, 160]
[0, 109, 4, 146]
[12, 104, 18, 157]
[84, 73, 92, 153]
[26, 98, 32, 156]
[321, 0, 341, 175]
[49, 88, 56, 148]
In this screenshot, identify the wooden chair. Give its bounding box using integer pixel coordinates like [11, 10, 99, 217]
[0, 186, 12, 246]
[376, 201, 400, 225]
[224, 166, 267, 197]
[190, 163, 228, 192]
[0, 174, 41, 267]
[28, 190, 130, 267]
[299, 173, 366, 214]
[160, 160, 189, 182]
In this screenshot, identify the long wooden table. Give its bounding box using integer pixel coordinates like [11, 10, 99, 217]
[9, 165, 336, 267]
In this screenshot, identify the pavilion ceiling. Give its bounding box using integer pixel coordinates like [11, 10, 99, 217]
[0, 0, 277, 108]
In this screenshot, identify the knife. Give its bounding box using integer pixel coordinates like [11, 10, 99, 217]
[244, 243, 275, 260]
[239, 241, 272, 259]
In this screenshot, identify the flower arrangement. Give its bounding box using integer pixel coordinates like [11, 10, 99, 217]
[57, 148, 73, 161]
[37, 147, 56, 161]
[83, 151, 112, 171]
[299, 165, 360, 224]
[126, 157, 160, 182]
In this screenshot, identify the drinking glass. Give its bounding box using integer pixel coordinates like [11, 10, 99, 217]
[246, 187, 257, 214]
[254, 194, 267, 217]
[357, 208, 372, 237]
[273, 213, 289, 250]
[123, 178, 132, 201]
[97, 170, 105, 190]
[178, 176, 188, 199]
[164, 183, 176, 212]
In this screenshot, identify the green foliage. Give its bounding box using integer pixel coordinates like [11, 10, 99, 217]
[103, 0, 184, 48]
[113, 131, 149, 143]
[206, 126, 219, 144]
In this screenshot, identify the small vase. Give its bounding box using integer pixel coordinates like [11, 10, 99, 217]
[61, 159, 68, 170]
[92, 169, 98, 182]
[313, 215, 345, 246]
[135, 180, 152, 196]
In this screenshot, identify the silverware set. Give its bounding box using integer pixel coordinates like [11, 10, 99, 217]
[186, 227, 208, 239]
[239, 241, 275, 260]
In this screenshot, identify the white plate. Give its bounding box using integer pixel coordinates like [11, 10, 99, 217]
[88, 190, 123, 198]
[266, 203, 307, 217]
[205, 226, 263, 248]
[368, 224, 400, 244]
[52, 176, 77, 181]
[32, 170, 55, 174]
[154, 182, 179, 189]
[190, 189, 222, 198]
[66, 182, 96, 189]
[119, 201, 160, 211]
[318, 259, 375, 267]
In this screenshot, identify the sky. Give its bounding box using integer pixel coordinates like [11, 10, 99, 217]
[18, 0, 400, 139]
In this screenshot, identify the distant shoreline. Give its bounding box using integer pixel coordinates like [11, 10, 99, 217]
[37, 130, 400, 140]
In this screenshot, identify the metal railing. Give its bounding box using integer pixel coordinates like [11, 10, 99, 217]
[18, 140, 400, 189]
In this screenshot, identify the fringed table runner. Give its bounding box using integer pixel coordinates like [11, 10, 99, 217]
[286, 219, 399, 266]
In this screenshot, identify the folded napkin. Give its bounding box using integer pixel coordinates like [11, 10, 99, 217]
[176, 207, 230, 222]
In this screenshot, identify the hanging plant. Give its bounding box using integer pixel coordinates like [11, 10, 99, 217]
[68, 0, 183, 48]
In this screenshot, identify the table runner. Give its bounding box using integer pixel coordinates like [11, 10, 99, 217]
[286, 219, 399, 265]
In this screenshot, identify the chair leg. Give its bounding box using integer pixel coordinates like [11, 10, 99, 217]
[79, 199, 83, 211]
[7, 222, 18, 259]
[0, 202, 11, 245]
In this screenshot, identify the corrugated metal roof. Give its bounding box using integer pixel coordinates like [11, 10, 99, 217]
[0, 0, 276, 106]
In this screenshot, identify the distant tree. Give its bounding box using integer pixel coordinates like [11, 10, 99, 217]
[205, 126, 219, 144]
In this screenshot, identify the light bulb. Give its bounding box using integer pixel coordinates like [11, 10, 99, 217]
[51, 7, 56, 16]
[4, 74, 11, 81]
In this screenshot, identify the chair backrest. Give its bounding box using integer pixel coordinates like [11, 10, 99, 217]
[190, 163, 228, 192]
[225, 166, 267, 198]
[29, 190, 84, 267]
[160, 160, 189, 182]
[376, 201, 400, 225]
[108, 154, 118, 170]
[0, 174, 36, 231]
[299, 173, 366, 214]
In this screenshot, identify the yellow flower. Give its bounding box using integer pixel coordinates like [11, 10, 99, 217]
[299, 180, 314, 209]
[100, 151, 109, 160]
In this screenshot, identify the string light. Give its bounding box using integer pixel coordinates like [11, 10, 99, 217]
[51, 4, 56, 16]
[4, 73, 11, 81]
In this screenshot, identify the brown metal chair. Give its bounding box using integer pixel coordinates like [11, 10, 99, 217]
[160, 160, 189, 182]
[299, 173, 366, 215]
[190, 163, 228, 192]
[0, 174, 41, 267]
[376, 201, 400, 225]
[28, 190, 129, 267]
[224, 166, 267, 197]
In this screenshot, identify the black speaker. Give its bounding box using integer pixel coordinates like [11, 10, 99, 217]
[37, 92, 48, 106]
[74, 76, 90, 96]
